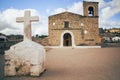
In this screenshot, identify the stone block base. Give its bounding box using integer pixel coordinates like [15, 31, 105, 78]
[4, 40, 46, 76]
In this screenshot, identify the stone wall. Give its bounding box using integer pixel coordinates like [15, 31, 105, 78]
[83, 17, 99, 45]
[33, 37, 49, 46]
[48, 11, 99, 46]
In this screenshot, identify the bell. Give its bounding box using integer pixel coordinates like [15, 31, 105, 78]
[88, 11, 92, 14]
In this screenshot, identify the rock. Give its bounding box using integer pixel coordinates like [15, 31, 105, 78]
[4, 40, 46, 76]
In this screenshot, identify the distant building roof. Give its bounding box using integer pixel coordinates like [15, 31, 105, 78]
[109, 28, 120, 33]
[112, 36, 120, 41]
[0, 35, 7, 39]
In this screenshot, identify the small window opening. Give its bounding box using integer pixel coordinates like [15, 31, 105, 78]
[88, 7, 94, 16]
[64, 21, 69, 28]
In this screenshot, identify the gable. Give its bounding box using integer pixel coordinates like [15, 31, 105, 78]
[49, 11, 83, 19]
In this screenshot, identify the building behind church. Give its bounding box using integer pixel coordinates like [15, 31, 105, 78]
[48, 1, 99, 47]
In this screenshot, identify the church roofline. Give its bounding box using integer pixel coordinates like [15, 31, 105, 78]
[49, 11, 83, 18]
[83, 1, 99, 4]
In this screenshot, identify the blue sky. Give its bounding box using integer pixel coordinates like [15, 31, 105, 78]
[0, 0, 120, 35]
[0, 0, 81, 16]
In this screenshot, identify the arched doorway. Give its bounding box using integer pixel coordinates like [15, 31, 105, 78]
[63, 33, 72, 46]
[60, 30, 75, 47]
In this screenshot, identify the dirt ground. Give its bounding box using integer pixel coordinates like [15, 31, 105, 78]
[0, 48, 120, 80]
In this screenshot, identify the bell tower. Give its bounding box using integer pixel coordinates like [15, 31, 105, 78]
[83, 1, 99, 17]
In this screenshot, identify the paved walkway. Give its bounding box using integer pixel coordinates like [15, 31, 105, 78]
[0, 48, 120, 80]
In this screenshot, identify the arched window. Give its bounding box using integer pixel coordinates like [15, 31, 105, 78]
[88, 7, 94, 16]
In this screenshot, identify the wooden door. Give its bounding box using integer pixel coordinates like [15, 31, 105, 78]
[63, 33, 72, 46]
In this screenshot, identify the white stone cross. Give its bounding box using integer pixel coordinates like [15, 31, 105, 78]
[16, 11, 39, 40]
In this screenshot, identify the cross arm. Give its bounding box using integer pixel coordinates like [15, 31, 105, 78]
[16, 17, 24, 23]
[30, 16, 39, 22]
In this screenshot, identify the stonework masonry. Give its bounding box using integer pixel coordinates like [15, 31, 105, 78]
[48, 1, 99, 47]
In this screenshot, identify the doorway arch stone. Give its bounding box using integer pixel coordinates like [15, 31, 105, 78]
[60, 30, 75, 47]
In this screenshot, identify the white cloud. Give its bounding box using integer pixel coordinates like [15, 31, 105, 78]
[101, 6, 112, 20]
[68, 2, 83, 15]
[0, 8, 48, 36]
[48, 2, 83, 15]
[100, 20, 120, 29]
[99, 0, 120, 28]
[101, 0, 120, 20]
[50, 8, 65, 15]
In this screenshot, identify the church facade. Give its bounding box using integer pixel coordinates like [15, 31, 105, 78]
[48, 1, 99, 47]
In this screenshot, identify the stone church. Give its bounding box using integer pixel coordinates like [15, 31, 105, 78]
[48, 1, 99, 47]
